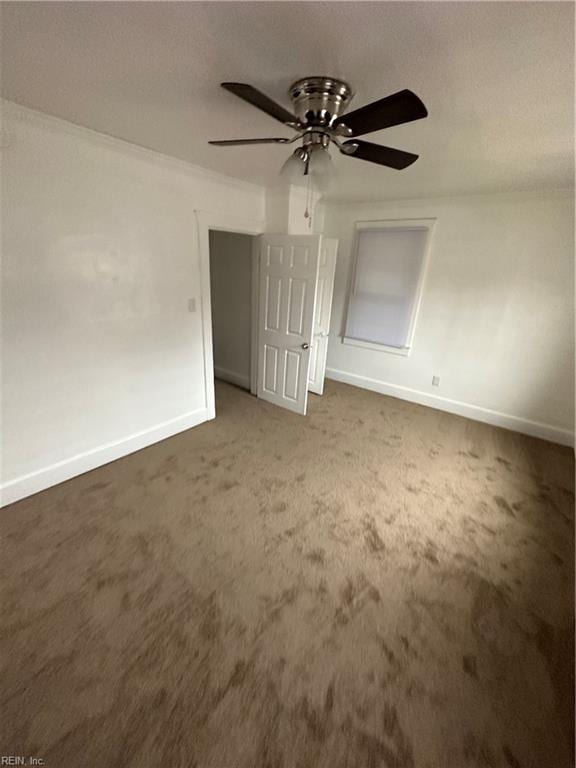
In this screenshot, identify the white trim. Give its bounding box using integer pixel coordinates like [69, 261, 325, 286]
[355, 218, 436, 230]
[342, 337, 411, 356]
[1, 99, 264, 196]
[343, 218, 436, 352]
[214, 366, 251, 391]
[325, 368, 574, 447]
[325, 188, 574, 207]
[0, 408, 212, 508]
[250, 239, 260, 396]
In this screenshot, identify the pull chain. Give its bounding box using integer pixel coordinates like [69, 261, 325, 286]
[304, 162, 313, 230]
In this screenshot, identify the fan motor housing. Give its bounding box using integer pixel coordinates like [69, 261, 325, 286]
[288, 77, 353, 127]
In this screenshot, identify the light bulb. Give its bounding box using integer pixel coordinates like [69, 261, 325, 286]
[280, 149, 308, 186]
[307, 147, 335, 191]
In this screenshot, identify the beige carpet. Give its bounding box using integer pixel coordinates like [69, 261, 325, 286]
[1, 380, 574, 768]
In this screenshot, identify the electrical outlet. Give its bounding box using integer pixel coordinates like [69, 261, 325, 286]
[188, 298, 196, 313]
[432, 375, 440, 387]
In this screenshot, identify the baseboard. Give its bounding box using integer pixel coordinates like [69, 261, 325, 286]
[326, 368, 574, 447]
[214, 366, 251, 391]
[0, 407, 212, 507]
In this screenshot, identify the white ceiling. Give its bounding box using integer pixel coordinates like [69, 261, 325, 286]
[2, 1, 574, 202]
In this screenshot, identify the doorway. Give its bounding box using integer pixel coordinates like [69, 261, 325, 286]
[202, 220, 338, 416]
[209, 230, 255, 393]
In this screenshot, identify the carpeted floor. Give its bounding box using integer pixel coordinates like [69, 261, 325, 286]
[1, 380, 574, 768]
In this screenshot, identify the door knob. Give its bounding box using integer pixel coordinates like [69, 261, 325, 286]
[301, 343, 310, 350]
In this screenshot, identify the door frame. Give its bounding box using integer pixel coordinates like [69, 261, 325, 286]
[195, 209, 265, 418]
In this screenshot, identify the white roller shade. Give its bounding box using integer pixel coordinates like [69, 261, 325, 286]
[345, 227, 428, 349]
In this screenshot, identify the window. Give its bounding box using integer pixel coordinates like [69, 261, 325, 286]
[344, 220, 434, 355]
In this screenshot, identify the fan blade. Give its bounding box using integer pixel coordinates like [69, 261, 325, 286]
[209, 138, 291, 146]
[336, 89, 427, 137]
[221, 82, 298, 125]
[341, 140, 419, 170]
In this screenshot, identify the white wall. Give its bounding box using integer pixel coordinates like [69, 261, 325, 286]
[324, 191, 575, 444]
[265, 183, 325, 235]
[209, 231, 253, 390]
[1, 102, 265, 504]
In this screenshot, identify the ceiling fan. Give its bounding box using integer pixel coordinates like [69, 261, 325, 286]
[208, 77, 428, 185]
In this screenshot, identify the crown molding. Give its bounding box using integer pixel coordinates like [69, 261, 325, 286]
[1, 98, 266, 196]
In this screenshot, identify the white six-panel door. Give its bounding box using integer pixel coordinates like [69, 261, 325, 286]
[308, 238, 338, 395]
[257, 234, 321, 415]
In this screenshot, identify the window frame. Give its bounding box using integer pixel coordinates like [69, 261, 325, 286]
[342, 218, 436, 356]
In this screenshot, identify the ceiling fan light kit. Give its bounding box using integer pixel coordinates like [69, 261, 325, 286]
[209, 76, 428, 195]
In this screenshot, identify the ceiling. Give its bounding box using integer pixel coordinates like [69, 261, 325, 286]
[2, 1, 574, 202]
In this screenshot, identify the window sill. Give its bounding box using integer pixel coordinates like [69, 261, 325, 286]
[342, 337, 412, 357]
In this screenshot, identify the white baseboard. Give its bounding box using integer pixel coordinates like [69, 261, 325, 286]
[0, 407, 213, 507]
[214, 366, 251, 391]
[326, 368, 574, 447]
